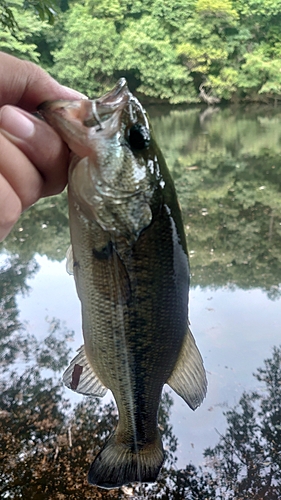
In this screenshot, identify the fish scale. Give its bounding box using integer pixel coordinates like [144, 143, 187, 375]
[38, 79, 207, 489]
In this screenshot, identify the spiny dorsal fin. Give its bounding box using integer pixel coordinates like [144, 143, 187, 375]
[167, 327, 207, 410]
[63, 345, 108, 397]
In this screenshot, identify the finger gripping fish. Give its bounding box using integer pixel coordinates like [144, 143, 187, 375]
[39, 79, 207, 489]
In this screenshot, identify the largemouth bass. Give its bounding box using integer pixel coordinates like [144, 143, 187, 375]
[39, 80, 207, 489]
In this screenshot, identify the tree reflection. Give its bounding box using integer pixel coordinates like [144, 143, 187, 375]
[0, 311, 215, 499]
[2, 194, 70, 262]
[132, 465, 216, 499]
[205, 346, 281, 499]
[1, 105, 281, 498]
[151, 106, 281, 298]
[2, 250, 281, 498]
[0, 254, 38, 366]
[2, 106, 281, 297]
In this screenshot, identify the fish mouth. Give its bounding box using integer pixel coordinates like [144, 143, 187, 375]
[38, 79, 131, 157]
[38, 78, 129, 127]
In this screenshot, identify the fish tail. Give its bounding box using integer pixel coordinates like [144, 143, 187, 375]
[88, 430, 164, 489]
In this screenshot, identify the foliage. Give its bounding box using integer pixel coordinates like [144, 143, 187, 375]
[238, 46, 281, 99]
[117, 18, 193, 103]
[0, 0, 58, 33]
[51, 10, 120, 96]
[3, 0, 281, 101]
[205, 345, 281, 499]
[0, 0, 17, 31]
[48, 0, 281, 102]
[0, 0, 58, 64]
[0, 0, 44, 62]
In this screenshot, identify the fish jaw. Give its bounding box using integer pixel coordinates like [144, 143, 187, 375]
[38, 79, 130, 160]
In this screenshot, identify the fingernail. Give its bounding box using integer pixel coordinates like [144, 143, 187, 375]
[0, 106, 35, 139]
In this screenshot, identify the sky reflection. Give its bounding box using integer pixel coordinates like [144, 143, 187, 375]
[15, 255, 281, 469]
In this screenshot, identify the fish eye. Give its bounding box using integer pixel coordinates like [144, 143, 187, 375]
[127, 123, 150, 150]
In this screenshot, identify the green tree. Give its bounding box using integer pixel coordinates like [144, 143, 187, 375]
[0, 0, 51, 62]
[51, 1, 193, 101]
[51, 8, 120, 96]
[5, 0, 281, 102]
[176, 0, 241, 99]
[115, 16, 193, 103]
[232, 0, 281, 101]
[0, 0, 59, 32]
[238, 46, 281, 101]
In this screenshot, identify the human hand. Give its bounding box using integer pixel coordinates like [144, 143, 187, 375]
[0, 51, 86, 242]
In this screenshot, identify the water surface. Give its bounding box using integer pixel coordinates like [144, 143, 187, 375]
[1, 105, 281, 498]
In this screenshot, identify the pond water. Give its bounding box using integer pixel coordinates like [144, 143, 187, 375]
[1, 104, 281, 498]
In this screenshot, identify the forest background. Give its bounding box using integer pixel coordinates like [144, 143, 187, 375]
[2, 0, 281, 103]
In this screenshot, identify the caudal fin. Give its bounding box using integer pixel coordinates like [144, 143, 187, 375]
[88, 431, 164, 489]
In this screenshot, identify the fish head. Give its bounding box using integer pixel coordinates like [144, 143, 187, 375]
[39, 79, 161, 242]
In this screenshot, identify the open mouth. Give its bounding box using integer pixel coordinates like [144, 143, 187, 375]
[38, 78, 130, 132]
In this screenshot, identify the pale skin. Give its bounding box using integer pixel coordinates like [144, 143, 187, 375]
[0, 52, 86, 242]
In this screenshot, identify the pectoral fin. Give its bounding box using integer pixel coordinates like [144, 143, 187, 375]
[63, 345, 108, 397]
[66, 244, 74, 275]
[167, 327, 207, 410]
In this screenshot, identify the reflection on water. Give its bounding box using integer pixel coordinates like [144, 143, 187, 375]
[150, 104, 281, 297]
[205, 346, 281, 500]
[1, 105, 281, 498]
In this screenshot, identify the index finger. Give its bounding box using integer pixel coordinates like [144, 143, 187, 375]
[0, 52, 85, 111]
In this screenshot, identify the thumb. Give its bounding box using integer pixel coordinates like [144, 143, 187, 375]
[0, 105, 69, 199]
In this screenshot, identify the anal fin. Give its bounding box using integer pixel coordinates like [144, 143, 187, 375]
[63, 345, 108, 397]
[167, 327, 207, 410]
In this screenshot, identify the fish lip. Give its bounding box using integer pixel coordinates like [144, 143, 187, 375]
[38, 78, 128, 109]
[37, 79, 131, 157]
[96, 78, 129, 107]
[38, 79, 130, 125]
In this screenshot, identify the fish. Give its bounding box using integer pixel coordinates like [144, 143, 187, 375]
[38, 79, 207, 489]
